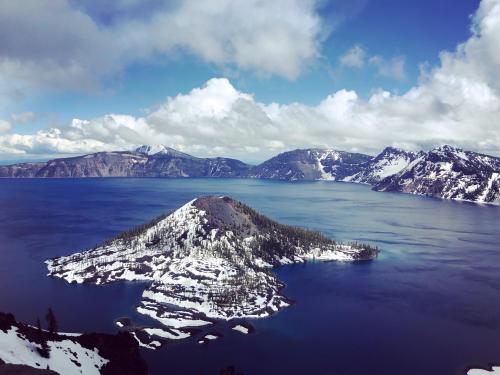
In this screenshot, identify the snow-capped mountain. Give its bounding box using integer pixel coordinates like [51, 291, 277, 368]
[344, 147, 419, 185]
[248, 148, 372, 181]
[46, 196, 377, 344]
[374, 145, 500, 204]
[134, 144, 195, 159]
[0, 312, 147, 375]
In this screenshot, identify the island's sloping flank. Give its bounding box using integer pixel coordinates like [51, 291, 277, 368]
[0, 312, 147, 375]
[46, 196, 377, 341]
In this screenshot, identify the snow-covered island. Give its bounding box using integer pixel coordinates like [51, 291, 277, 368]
[46, 196, 378, 345]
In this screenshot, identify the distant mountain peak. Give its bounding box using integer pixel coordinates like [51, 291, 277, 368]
[134, 144, 193, 158]
[380, 146, 407, 154]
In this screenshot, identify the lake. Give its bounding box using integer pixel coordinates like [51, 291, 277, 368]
[0, 178, 499, 375]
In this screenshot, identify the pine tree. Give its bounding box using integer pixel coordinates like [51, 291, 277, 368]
[36, 317, 42, 341]
[36, 316, 50, 358]
[46, 308, 58, 334]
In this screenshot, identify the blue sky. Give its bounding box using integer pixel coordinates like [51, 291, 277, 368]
[8, 0, 479, 129]
[1, 0, 499, 162]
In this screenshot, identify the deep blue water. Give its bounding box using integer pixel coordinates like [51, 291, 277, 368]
[0, 178, 499, 375]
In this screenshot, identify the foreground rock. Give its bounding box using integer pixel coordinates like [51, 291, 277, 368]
[0, 312, 147, 375]
[46, 196, 377, 346]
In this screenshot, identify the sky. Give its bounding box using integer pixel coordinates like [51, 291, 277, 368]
[1, 0, 499, 163]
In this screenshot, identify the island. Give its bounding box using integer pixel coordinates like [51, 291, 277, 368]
[46, 196, 378, 347]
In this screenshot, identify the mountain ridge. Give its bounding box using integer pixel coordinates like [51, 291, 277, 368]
[1, 144, 499, 205]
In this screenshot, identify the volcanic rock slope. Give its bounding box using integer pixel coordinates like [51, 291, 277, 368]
[46, 196, 377, 338]
[374, 146, 500, 204]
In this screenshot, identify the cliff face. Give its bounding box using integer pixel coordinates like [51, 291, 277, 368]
[46, 196, 377, 343]
[0, 147, 252, 178]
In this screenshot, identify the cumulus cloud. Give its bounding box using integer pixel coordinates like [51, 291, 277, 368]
[0, 0, 324, 100]
[1, 0, 500, 161]
[0, 0, 116, 92]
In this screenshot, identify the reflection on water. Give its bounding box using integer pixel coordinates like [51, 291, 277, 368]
[0, 178, 499, 375]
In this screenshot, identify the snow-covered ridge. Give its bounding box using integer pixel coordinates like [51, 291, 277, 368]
[46, 196, 378, 346]
[374, 146, 500, 205]
[344, 147, 419, 185]
[247, 148, 372, 181]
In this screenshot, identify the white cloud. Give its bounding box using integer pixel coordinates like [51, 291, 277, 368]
[1, 0, 500, 161]
[0, 0, 325, 101]
[339, 45, 366, 68]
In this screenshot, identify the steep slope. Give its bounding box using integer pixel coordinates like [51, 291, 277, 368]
[140, 153, 250, 178]
[35, 152, 147, 177]
[46, 196, 377, 339]
[0, 146, 251, 178]
[248, 148, 372, 181]
[344, 147, 419, 185]
[0, 162, 46, 178]
[0, 312, 147, 375]
[374, 145, 500, 204]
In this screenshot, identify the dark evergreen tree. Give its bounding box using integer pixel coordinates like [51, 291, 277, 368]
[46, 308, 58, 334]
[36, 316, 50, 358]
[36, 317, 42, 341]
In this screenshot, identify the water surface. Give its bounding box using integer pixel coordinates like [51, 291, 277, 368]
[0, 178, 499, 375]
